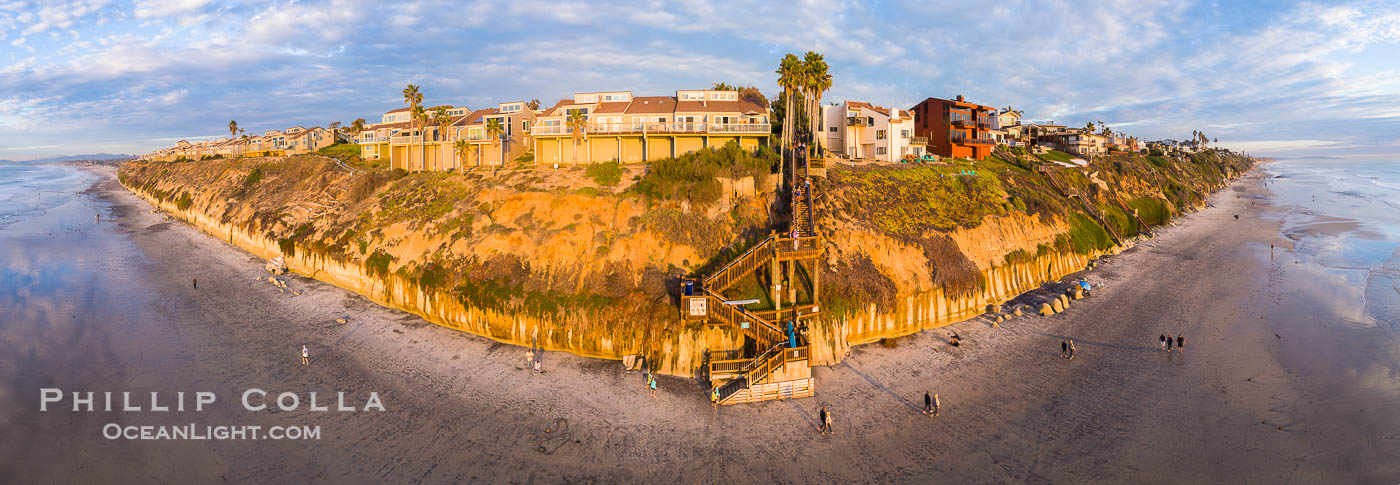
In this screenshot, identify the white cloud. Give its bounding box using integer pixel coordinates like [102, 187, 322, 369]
[132, 0, 211, 19]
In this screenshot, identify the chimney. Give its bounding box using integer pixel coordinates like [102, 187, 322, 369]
[956, 95, 964, 102]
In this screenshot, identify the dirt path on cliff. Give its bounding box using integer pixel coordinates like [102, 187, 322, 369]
[7, 165, 1397, 483]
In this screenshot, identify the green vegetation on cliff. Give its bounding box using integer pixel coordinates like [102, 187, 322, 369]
[117, 146, 1256, 362]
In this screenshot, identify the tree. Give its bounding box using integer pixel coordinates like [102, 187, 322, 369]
[328, 121, 341, 142]
[712, 82, 737, 91]
[567, 110, 587, 165]
[228, 120, 238, 138]
[486, 118, 505, 167]
[526, 99, 541, 111]
[402, 84, 423, 170]
[348, 118, 367, 139]
[454, 139, 470, 172]
[739, 86, 768, 108]
[1085, 122, 1094, 133]
[803, 51, 831, 161]
[776, 53, 803, 187]
[432, 107, 452, 171]
[411, 105, 428, 170]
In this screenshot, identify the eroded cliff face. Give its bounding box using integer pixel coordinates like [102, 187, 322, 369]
[118, 150, 1254, 375]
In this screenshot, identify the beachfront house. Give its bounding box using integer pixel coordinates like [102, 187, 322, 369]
[909, 95, 998, 160]
[529, 90, 770, 166]
[820, 101, 922, 162]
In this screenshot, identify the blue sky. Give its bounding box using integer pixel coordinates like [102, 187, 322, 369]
[1, 0, 1398, 160]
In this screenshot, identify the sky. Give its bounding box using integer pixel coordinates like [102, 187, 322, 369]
[1, 0, 1398, 160]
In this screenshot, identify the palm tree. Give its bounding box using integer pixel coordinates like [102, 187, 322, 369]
[526, 99, 540, 111]
[433, 107, 453, 170]
[712, 82, 737, 91]
[328, 121, 341, 143]
[411, 105, 428, 171]
[486, 118, 505, 167]
[566, 110, 587, 165]
[228, 120, 238, 138]
[803, 51, 831, 160]
[776, 53, 803, 187]
[402, 84, 422, 170]
[454, 139, 470, 172]
[1085, 122, 1095, 133]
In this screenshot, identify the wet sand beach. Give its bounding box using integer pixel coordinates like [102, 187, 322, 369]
[2, 163, 1398, 483]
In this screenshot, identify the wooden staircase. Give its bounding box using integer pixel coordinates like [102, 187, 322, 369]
[1039, 166, 1122, 245]
[681, 144, 823, 405]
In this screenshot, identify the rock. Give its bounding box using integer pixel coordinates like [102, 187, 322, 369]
[992, 321, 1000, 328]
[265, 255, 288, 275]
[335, 317, 348, 324]
[1013, 307, 1023, 317]
[994, 315, 1005, 323]
[278, 288, 285, 294]
[1051, 299, 1064, 313]
[1039, 303, 1054, 316]
[986, 304, 1002, 314]
[1069, 287, 1084, 300]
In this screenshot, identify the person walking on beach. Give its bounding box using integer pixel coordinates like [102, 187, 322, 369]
[192, 276, 197, 289]
[525, 349, 534, 369]
[301, 345, 309, 366]
[1166, 334, 1174, 353]
[1177, 334, 1184, 353]
[933, 394, 940, 416]
[923, 390, 933, 415]
[711, 387, 719, 409]
[1160, 334, 1167, 351]
[818, 407, 833, 435]
[647, 374, 657, 398]
[533, 358, 542, 374]
[1061, 340, 1068, 359]
[1068, 340, 1076, 360]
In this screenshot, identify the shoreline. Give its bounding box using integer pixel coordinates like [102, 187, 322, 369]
[4, 163, 1396, 482]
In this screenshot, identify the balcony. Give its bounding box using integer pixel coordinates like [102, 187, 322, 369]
[958, 137, 995, 145]
[847, 116, 871, 127]
[534, 122, 772, 136]
[910, 136, 928, 145]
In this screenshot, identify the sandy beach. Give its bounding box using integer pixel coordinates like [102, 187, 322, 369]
[2, 163, 1398, 483]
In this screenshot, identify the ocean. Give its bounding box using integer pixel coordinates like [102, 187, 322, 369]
[1265, 157, 1400, 331]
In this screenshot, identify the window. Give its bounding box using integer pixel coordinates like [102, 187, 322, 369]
[877, 147, 887, 155]
[710, 92, 736, 100]
[829, 126, 837, 133]
[877, 130, 886, 140]
[680, 92, 704, 101]
[603, 93, 629, 102]
[566, 107, 589, 117]
[901, 129, 910, 138]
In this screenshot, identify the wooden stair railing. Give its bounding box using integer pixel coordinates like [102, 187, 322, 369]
[702, 235, 777, 293]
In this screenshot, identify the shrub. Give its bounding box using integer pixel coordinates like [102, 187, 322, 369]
[365, 250, 394, 278]
[175, 192, 193, 211]
[243, 167, 262, 186]
[586, 161, 623, 186]
[632, 141, 775, 207]
[1128, 197, 1171, 226]
[1067, 212, 1113, 254]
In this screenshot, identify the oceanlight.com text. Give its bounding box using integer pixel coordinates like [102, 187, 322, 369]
[102, 423, 321, 440]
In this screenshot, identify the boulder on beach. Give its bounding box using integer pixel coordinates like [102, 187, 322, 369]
[335, 317, 348, 324]
[1051, 299, 1064, 313]
[1013, 307, 1024, 317]
[1039, 303, 1054, 316]
[986, 304, 1002, 314]
[265, 255, 288, 275]
[1069, 287, 1084, 300]
[994, 315, 1005, 323]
